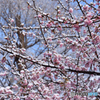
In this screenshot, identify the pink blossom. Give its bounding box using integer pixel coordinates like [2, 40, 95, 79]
[58, 10, 61, 14]
[57, 40, 61, 43]
[25, 97, 31, 100]
[74, 24, 79, 29]
[0, 87, 4, 93]
[44, 52, 47, 57]
[19, 88, 23, 93]
[83, 53, 87, 58]
[83, 30, 86, 34]
[80, 37, 85, 42]
[0, 72, 7, 76]
[97, 8, 100, 13]
[32, 76, 37, 80]
[15, 97, 20, 100]
[58, 55, 62, 60]
[23, 79, 28, 85]
[6, 90, 13, 94]
[74, 95, 80, 99]
[29, 32, 33, 36]
[75, 28, 80, 32]
[46, 23, 52, 28]
[59, 66, 64, 69]
[78, 45, 82, 51]
[60, 43, 63, 47]
[66, 0, 68, 2]
[90, 2, 96, 6]
[96, 2, 99, 5]
[83, 5, 89, 11]
[86, 12, 92, 19]
[91, 47, 96, 52]
[12, 84, 18, 89]
[84, 18, 93, 25]
[65, 81, 71, 87]
[65, 38, 69, 42]
[74, 24, 81, 32]
[10, 18, 14, 23]
[69, 8, 73, 13]
[80, 18, 83, 21]
[85, 61, 91, 68]
[64, 20, 67, 24]
[61, 17, 65, 20]
[69, 40, 73, 44]
[33, 34, 36, 38]
[92, 36, 100, 44]
[49, 52, 52, 56]
[45, 96, 52, 100]
[81, 67, 86, 71]
[53, 58, 60, 65]
[97, 44, 100, 49]
[43, 88, 49, 95]
[48, 37, 52, 42]
[20, 70, 25, 74]
[94, 67, 97, 71]
[29, 93, 34, 98]
[38, 14, 42, 18]
[53, 93, 60, 100]
[14, 77, 18, 81]
[71, 44, 77, 51]
[85, 36, 89, 40]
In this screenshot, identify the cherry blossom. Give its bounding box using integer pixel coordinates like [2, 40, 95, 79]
[69, 8, 73, 13]
[0, 0, 100, 99]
